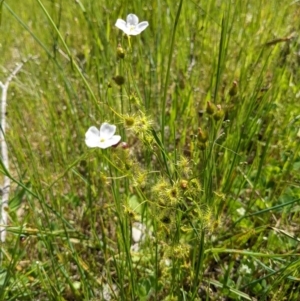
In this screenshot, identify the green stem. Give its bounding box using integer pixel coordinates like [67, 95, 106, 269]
[161, 0, 183, 145]
[36, 0, 100, 110]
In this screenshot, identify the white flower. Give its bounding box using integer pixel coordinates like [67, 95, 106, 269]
[236, 207, 246, 216]
[164, 258, 172, 267]
[85, 123, 121, 149]
[132, 222, 146, 243]
[240, 264, 252, 274]
[115, 14, 149, 36]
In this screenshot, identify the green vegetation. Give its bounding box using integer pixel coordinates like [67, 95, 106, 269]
[1, 0, 300, 300]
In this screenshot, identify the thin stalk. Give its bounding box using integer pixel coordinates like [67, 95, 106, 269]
[35, 0, 100, 110]
[161, 0, 183, 145]
[0, 60, 30, 243]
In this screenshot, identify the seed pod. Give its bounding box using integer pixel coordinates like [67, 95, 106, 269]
[229, 80, 238, 97]
[113, 75, 125, 86]
[206, 101, 216, 115]
[198, 128, 208, 143]
[213, 104, 225, 121]
[117, 44, 125, 59]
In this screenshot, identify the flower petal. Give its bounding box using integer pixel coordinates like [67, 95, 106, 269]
[100, 123, 116, 139]
[136, 21, 149, 33]
[115, 19, 127, 32]
[85, 126, 101, 148]
[98, 135, 121, 149]
[132, 222, 146, 243]
[126, 14, 139, 26]
[97, 140, 114, 149]
[109, 135, 121, 146]
[128, 28, 141, 36]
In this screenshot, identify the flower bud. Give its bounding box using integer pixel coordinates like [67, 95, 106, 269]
[180, 180, 188, 190]
[213, 104, 225, 121]
[229, 80, 238, 97]
[206, 101, 216, 115]
[198, 128, 208, 143]
[120, 142, 129, 149]
[113, 75, 125, 86]
[117, 44, 125, 59]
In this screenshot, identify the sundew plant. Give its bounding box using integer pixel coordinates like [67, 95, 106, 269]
[1, 0, 300, 300]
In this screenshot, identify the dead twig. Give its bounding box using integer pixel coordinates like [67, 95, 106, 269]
[0, 56, 35, 243]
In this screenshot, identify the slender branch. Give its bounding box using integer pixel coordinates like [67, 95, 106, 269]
[0, 57, 33, 242]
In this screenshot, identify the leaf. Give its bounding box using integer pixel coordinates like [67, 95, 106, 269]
[209, 279, 252, 300]
[128, 195, 142, 215]
[0, 269, 7, 286]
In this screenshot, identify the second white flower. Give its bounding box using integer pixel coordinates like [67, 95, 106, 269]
[85, 123, 121, 149]
[115, 14, 149, 36]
